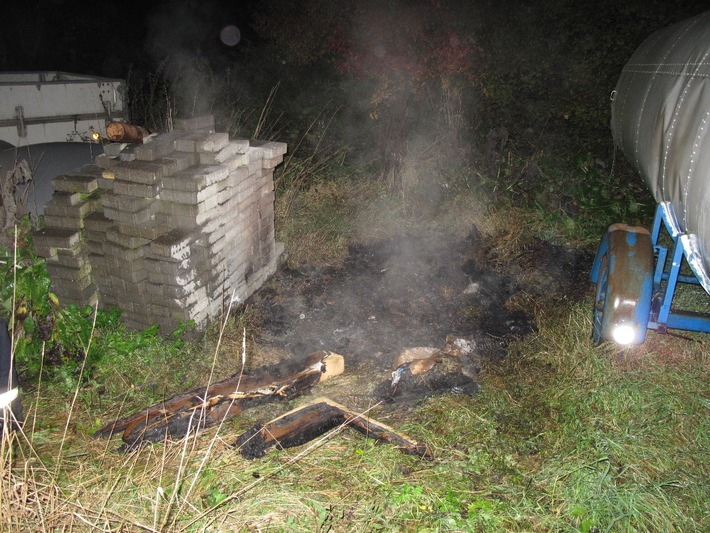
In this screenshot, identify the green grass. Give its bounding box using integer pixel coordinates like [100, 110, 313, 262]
[506, 309, 709, 532]
[4, 258, 707, 532]
[2, 142, 709, 531]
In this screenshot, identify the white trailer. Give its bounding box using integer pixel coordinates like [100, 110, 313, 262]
[0, 71, 126, 147]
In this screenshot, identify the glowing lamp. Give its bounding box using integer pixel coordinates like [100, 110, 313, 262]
[0, 387, 18, 409]
[611, 324, 637, 345]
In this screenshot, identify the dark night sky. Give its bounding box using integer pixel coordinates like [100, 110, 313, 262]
[0, 0, 258, 78]
[2, 0, 707, 80]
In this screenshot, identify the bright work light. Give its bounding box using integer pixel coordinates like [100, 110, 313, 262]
[611, 324, 637, 345]
[0, 387, 18, 409]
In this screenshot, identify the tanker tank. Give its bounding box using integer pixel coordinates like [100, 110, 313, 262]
[611, 10, 710, 295]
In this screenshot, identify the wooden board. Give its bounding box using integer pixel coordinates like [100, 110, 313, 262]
[235, 397, 433, 460]
[94, 351, 344, 449]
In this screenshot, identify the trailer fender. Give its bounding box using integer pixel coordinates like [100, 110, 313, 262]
[591, 223, 654, 345]
[0, 142, 103, 217]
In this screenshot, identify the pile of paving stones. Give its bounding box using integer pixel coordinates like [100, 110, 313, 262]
[33, 115, 286, 332]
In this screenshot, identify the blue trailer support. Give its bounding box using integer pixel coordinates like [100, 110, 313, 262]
[646, 205, 710, 336]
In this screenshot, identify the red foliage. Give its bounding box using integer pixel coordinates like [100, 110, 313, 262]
[251, 0, 481, 189]
[327, 1, 480, 88]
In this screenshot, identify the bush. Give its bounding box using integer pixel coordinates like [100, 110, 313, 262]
[0, 227, 98, 387]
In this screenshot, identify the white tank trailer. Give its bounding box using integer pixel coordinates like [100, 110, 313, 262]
[591, 10, 710, 345]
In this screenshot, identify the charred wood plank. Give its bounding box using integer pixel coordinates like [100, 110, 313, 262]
[235, 397, 433, 460]
[94, 351, 344, 449]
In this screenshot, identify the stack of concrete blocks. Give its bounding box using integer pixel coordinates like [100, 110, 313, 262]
[33, 115, 286, 333]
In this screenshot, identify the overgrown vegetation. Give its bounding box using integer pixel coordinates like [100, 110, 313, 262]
[2, 213, 707, 530]
[2, 0, 709, 530]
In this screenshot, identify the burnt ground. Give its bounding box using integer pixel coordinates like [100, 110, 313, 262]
[245, 225, 593, 406]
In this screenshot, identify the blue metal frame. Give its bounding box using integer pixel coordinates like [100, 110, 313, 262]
[646, 205, 710, 334]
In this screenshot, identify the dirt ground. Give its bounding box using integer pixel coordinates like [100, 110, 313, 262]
[246, 226, 593, 406]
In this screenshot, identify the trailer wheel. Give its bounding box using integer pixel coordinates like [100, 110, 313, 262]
[591, 224, 654, 345]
